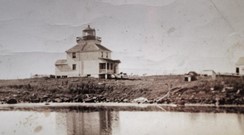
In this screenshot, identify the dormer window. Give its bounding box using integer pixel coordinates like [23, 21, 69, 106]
[72, 52, 76, 58]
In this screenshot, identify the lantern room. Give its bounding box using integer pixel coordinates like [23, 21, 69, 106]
[82, 25, 96, 40]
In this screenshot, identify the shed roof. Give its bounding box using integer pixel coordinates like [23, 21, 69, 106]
[236, 57, 244, 66]
[55, 59, 67, 65]
[99, 58, 121, 63]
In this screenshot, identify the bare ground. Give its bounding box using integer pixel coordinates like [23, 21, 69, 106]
[0, 75, 244, 105]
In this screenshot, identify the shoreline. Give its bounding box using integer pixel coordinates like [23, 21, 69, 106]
[1, 76, 244, 107]
[1, 102, 244, 108]
[1, 102, 244, 114]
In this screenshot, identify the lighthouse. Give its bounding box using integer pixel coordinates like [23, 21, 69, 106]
[55, 25, 120, 79]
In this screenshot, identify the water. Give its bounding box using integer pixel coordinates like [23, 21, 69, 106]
[0, 107, 244, 135]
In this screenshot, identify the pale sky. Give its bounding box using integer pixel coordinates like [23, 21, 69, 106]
[0, 0, 244, 79]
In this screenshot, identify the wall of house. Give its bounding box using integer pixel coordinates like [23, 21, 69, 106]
[236, 65, 244, 75]
[55, 64, 82, 77]
[83, 60, 99, 77]
[65, 52, 99, 77]
[100, 51, 111, 59]
[114, 63, 119, 74]
[55, 64, 70, 76]
[67, 52, 100, 62]
[67, 65, 82, 77]
[56, 51, 117, 77]
[65, 55, 82, 77]
[58, 52, 100, 77]
[79, 52, 100, 60]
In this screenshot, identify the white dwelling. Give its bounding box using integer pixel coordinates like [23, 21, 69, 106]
[55, 25, 120, 79]
[236, 57, 244, 75]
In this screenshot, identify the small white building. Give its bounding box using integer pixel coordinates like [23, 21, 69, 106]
[55, 25, 120, 79]
[236, 57, 244, 75]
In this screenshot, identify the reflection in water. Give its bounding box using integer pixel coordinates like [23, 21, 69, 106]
[56, 111, 119, 135]
[55, 111, 244, 135]
[1, 109, 244, 135]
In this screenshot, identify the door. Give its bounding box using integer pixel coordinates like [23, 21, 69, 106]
[236, 67, 240, 75]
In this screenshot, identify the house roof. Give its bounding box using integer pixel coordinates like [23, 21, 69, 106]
[236, 57, 244, 66]
[66, 44, 85, 53]
[99, 58, 121, 63]
[96, 44, 111, 52]
[55, 59, 67, 65]
[66, 43, 111, 53]
[187, 71, 198, 76]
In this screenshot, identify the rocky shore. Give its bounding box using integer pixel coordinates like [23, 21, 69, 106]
[0, 75, 243, 105]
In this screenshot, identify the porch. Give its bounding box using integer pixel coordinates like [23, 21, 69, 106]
[98, 58, 120, 79]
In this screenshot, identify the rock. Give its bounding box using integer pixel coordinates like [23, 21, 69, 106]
[156, 98, 166, 104]
[236, 89, 241, 95]
[221, 88, 226, 92]
[31, 98, 40, 103]
[123, 99, 129, 102]
[98, 82, 105, 85]
[177, 100, 185, 106]
[85, 94, 90, 98]
[41, 95, 49, 101]
[84, 97, 96, 103]
[226, 86, 234, 90]
[133, 97, 148, 104]
[74, 95, 83, 102]
[54, 98, 62, 103]
[147, 100, 154, 104]
[96, 95, 106, 102]
[199, 91, 206, 94]
[43, 95, 49, 99]
[7, 99, 17, 104]
[63, 97, 71, 102]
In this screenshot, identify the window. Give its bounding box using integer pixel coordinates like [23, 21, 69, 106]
[101, 52, 103, 58]
[72, 64, 76, 70]
[106, 52, 108, 58]
[99, 63, 106, 69]
[107, 63, 110, 70]
[72, 52, 76, 58]
[236, 67, 240, 74]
